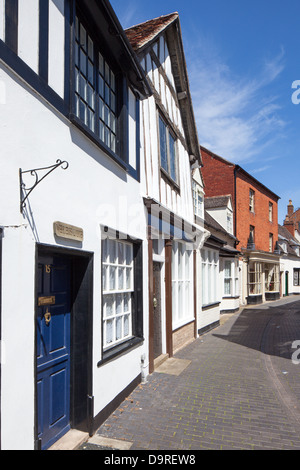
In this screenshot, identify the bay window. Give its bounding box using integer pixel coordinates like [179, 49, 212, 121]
[248, 262, 262, 295]
[265, 264, 279, 292]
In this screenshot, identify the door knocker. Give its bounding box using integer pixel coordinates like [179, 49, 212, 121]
[44, 309, 51, 326]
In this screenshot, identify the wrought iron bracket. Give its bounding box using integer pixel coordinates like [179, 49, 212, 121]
[19, 159, 69, 212]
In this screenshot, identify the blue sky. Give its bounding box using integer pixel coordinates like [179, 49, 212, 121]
[111, 0, 300, 225]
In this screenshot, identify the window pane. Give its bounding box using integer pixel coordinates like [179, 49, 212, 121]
[126, 268, 132, 290]
[159, 117, 168, 172]
[99, 53, 104, 75]
[102, 265, 108, 292]
[88, 36, 93, 60]
[124, 315, 130, 337]
[105, 295, 114, 317]
[80, 24, 86, 49]
[118, 242, 125, 265]
[109, 266, 117, 290]
[109, 240, 116, 264]
[106, 319, 114, 344]
[116, 317, 122, 341]
[169, 132, 176, 181]
[123, 293, 128, 312]
[116, 294, 123, 314]
[118, 267, 124, 290]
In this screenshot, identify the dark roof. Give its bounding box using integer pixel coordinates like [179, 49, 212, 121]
[125, 12, 202, 165]
[278, 224, 300, 257]
[205, 195, 231, 209]
[125, 13, 178, 51]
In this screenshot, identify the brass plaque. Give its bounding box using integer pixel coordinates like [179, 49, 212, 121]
[54, 221, 84, 242]
[38, 296, 55, 306]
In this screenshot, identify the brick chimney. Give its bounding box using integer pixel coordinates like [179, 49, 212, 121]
[284, 215, 295, 237]
[288, 199, 294, 218]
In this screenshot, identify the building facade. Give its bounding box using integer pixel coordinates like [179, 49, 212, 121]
[0, 0, 152, 450]
[279, 200, 300, 296]
[201, 146, 280, 305]
[125, 13, 205, 372]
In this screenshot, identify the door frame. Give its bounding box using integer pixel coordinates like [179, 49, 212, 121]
[34, 244, 94, 450]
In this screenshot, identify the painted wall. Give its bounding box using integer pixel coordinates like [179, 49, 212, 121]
[0, 59, 148, 449]
[139, 34, 194, 225]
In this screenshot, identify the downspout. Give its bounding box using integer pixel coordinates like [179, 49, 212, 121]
[234, 166, 237, 241]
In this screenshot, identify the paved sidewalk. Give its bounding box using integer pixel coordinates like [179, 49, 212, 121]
[82, 296, 300, 451]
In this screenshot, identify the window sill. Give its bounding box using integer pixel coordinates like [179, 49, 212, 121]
[172, 317, 195, 333]
[160, 168, 180, 194]
[97, 336, 144, 367]
[70, 113, 129, 172]
[202, 301, 221, 311]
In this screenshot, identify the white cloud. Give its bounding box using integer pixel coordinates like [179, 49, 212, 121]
[187, 43, 286, 163]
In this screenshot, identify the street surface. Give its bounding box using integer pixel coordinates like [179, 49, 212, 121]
[81, 296, 300, 451]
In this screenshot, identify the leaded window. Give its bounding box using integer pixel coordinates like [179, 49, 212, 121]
[159, 115, 177, 183]
[75, 16, 117, 153]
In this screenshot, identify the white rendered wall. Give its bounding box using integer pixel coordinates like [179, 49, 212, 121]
[48, 0, 65, 98]
[18, 0, 39, 73]
[0, 63, 148, 449]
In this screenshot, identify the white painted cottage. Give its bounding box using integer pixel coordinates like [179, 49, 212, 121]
[0, 0, 152, 450]
[125, 13, 206, 372]
[278, 225, 300, 297]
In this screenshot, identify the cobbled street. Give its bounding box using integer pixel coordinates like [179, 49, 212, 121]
[81, 296, 300, 451]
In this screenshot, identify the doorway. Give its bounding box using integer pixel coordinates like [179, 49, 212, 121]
[36, 246, 93, 450]
[153, 262, 162, 359]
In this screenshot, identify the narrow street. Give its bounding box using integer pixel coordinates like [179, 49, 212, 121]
[81, 296, 300, 451]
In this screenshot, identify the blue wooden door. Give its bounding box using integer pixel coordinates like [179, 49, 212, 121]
[37, 255, 71, 450]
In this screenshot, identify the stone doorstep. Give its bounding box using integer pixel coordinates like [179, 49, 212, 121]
[48, 429, 89, 451]
[87, 435, 133, 450]
[154, 357, 191, 376]
[154, 353, 169, 370]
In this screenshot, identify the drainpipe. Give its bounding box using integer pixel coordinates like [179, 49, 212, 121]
[234, 166, 238, 243]
[140, 354, 148, 384]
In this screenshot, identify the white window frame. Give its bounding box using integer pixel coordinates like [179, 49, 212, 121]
[249, 189, 255, 212]
[269, 233, 273, 252]
[227, 210, 233, 234]
[172, 241, 194, 329]
[192, 180, 204, 218]
[202, 248, 219, 306]
[269, 202, 273, 222]
[102, 238, 134, 349]
[224, 260, 232, 297]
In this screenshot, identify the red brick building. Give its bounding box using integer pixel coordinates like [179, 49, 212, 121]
[283, 199, 300, 238]
[201, 146, 281, 305]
